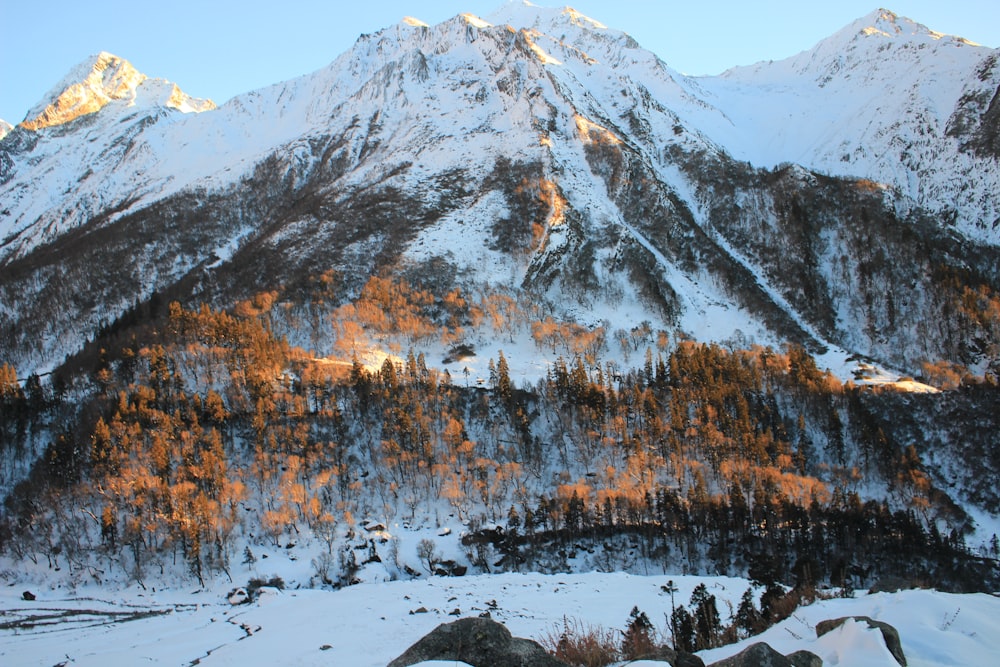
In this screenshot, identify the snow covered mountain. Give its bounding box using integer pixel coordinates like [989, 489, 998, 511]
[0, 3, 998, 380]
[2, 9, 1000, 661]
[702, 9, 1000, 241]
[0, 52, 215, 259]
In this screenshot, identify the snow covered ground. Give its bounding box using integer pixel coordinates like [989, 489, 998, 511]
[1, 571, 997, 666]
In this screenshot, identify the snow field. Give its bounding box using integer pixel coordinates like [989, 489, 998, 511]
[2, 572, 997, 666]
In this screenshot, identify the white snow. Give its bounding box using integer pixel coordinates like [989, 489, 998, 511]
[460, 12, 492, 30]
[0, 6, 973, 258]
[690, 9, 999, 242]
[2, 4, 996, 261]
[1, 572, 997, 666]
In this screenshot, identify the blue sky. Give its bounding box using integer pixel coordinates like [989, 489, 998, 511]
[2, 0, 998, 124]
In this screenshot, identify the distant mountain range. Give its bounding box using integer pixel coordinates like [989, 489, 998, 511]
[2, 5, 998, 381]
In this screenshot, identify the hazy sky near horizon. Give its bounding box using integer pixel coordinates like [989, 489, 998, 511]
[2, 0, 998, 124]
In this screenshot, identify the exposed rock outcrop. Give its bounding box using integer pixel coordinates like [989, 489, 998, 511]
[636, 646, 706, 667]
[707, 642, 793, 667]
[387, 616, 567, 667]
[786, 649, 823, 667]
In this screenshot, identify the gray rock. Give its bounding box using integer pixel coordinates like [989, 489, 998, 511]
[708, 642, 793, 667]
[868, 577, 914, 594]
[816, 616, 905, 666]
[675, 653, 708, 667]
[787, 649, 823, 667]
[387, 616, 568, 667]
[637, 645, 706, 667]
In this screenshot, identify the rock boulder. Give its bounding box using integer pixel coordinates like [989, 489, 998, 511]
[786, 649, 823, 667]
[387, 616, 568, 667]
[637, 646, 706, 667]
[707, 642, 793, 667]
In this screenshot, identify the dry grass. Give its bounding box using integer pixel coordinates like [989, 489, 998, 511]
[537, 616, 622, 667]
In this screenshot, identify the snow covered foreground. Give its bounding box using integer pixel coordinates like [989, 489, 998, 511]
[1, 573, 997, 666]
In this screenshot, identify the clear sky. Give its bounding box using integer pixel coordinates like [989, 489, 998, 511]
[2, 0, 998, 124]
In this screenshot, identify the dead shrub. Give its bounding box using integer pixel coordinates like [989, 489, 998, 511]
[538, 616, 621, 667]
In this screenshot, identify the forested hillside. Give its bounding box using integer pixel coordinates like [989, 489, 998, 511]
[2, 279, 997, 596]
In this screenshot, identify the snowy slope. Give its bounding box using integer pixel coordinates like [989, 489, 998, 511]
[477, 4, 1000, 241]
[0, 53, 216, 261]
[696, 9, 1000, 241]
[1, 3, 998, 380]
[3, 5, 996, 264]
[0, 15, 565, 264]
[1, 9, 764, 375]
[1, 573, 997, 666]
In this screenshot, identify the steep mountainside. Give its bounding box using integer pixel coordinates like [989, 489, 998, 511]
[1, 6, 998, 382]
[702, 10, 1000, 240]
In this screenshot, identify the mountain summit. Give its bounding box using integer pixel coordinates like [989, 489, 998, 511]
[854, 7, 979, 44]
[20, 51, 215, 130]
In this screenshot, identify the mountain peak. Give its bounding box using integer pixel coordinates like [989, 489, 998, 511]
[861, 8, 908, 37]
[724, 7, 986, 85]
[852, 7, 978, 45]
[20, 51, 214, 131]
[21, 52, 146, 130]
[459, 12, 492, 29]
[558, 6, 608, 30]
[0, 119, 12, 141]
[488, 1, 606, 32]
[401, 16, 430, 28]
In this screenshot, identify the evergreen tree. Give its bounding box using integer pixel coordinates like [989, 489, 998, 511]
[661, 579, 679, 648]
[760, 583, 787, 623]
[734, 586, 763, 638]
[496, 351, 512, 402]
[242, 546, 257, 571]
[622, 606, 655, 659]
[507, 505, 521, 534]
[564, 491, 585, 532]
[670, 606, 695, 653]
[690, 583, 721, 650]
